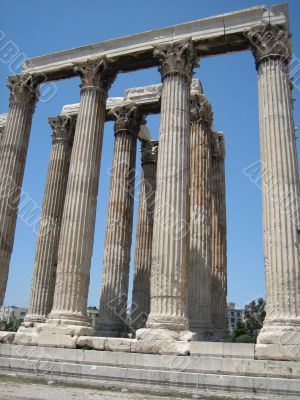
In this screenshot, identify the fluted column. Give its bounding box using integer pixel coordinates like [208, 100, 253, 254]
[248, 25, 300, 360]
[23, 115, 76, 326]
[97, 104, 144, 337]
[44, 59, 116, 333]
[142, 40, 198, 333]
[131, 140, 158, 331]
[211, 132, 228, 340]
[188, 93, 214, 340]
[0, 126, 4, 144]
[0, 75, 39, 307]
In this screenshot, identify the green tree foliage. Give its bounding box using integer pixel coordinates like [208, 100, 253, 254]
[244, 297, 266, 341]
[5, 319, 22, 332]
[233, 320, 248, 342]
[235, 334, 253, 343]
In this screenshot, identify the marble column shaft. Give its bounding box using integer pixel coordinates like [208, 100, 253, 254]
[211, 132, 228, 338]
[146, 41, 198, 332]
[47, 59, 116, 329]
[188, 94, 214, 339]
[97, 104, 143, 336]
[24, 115, 75, 325]
[131, 140, 158, 331]
[0, 126, 4, 143]
[248, 25, 300, 359]
[0, 75, 38, 306]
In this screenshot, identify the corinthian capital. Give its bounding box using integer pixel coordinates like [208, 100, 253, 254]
[48, 115, 76, 144]
[212, 132, 225, 159]
[109, 103, 145, 136]
[247, 24, 291, 67]
[153, 40, 199, 82]
[74, 57, 117, 92]
[141, 140, 158, 165]
[190, 94, 213, 126]
[7, 74, 39, 108]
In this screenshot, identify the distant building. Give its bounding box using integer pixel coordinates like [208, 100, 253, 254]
[0, 306, 28, 324]
[87, 307, 99, 327]
[227, 302, 244, 332]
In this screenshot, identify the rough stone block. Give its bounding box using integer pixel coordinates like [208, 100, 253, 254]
[77, 336, 105, 350]
[0, 331, 16, 344]
[36, 333, 77, 348]
[190, 341, 255, 358]
[255, 343, 300, 361]
[136, 328, 194, 342]
[131, 339, 190, 355]
[13, 331, 38, 346]
[104, 338, 134, 352]
[36, 323, 94, 337]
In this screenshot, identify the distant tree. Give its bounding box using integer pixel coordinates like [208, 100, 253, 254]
[244, 297, 266, 341]
[233, 320, 248, 342]
[235, 334, 253, 343]
[5, 319, 22, 332]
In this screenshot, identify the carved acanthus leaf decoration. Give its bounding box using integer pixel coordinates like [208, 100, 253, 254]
[153, 40, 199, 81]
[247, 24, 291, 66]
[109, 103, 145, 136]
[74, 57, 117, 91]
[7, 74, 39, 108]
[49, 115, 77, 143]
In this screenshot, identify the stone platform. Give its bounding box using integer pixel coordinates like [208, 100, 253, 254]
[0, 342, 299, 399]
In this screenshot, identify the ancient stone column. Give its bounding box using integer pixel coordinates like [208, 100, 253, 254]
[42, 59, 116, 339]
[0, 75, 39, 307]
[0, 126, 4, 143]
[248, 25, 300, 360]
[131, 140, 158, 332]
[23, 115, 76, 326]
[188, 93, 214, 340]
[140, 40, 198, 336]
[211, 132, 228, 341]
[96, 104, 144, 337]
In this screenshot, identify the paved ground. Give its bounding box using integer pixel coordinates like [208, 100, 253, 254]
[0, 378, 193, 400]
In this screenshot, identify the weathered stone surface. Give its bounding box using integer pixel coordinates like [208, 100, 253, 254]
[248, 24, 300, 361]
[97, 104, 143, 337]
[131, 140, 158, 331]
[104, 338, 134, 352]
[146, 41, 198, 333]
[45, 59, 116, 333]
[0, 331, 15, 344]
[37, 332, 77, 348]
[188, 90, 214, 340]
[77, 336, 105, 350]
[22, 4, 288, 79]
[1, 343, 300, 399]
[131, 340, 190, 355]
[24, 115, 75, 325]
[256, 343, 300, 361]
[190, 341, 255, 358]
[0, 75, 38, 307]
[211, 132, 228, 341]
[35, 323, 93, 337]
[136, 328, 194, 342]
[13, 331, 38, 346]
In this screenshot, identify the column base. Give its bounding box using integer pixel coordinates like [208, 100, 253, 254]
[146, 314, 189, 331]
[23, 313, 46, 327]
[255, 322, 300, 361]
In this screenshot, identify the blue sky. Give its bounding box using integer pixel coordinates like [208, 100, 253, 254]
[0, 0, 299, 310]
